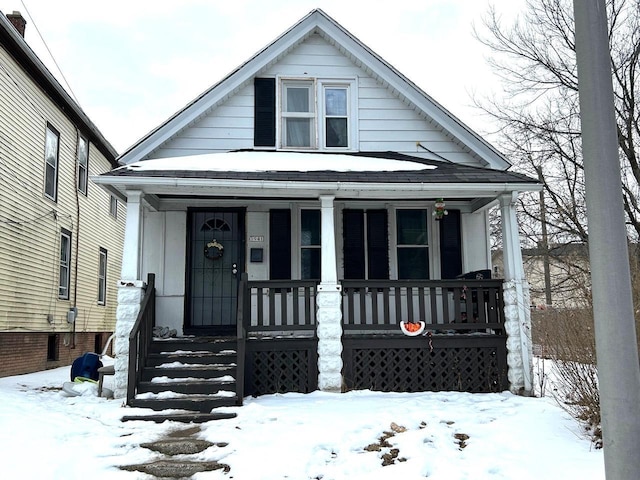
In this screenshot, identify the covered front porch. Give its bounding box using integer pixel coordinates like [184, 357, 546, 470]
[95, 151, 537, 401]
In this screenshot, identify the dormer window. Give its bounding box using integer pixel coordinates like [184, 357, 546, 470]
[253, 77, 356, 150]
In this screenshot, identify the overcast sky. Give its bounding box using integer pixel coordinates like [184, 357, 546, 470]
[2, 0, 525, 154]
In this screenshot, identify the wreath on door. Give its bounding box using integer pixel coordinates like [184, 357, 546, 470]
[204, 239, 224, 260]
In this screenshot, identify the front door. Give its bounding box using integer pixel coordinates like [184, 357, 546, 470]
[186, 209, 245, 336]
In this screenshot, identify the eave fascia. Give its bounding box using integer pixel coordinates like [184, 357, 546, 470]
[92, 175, 542, 200]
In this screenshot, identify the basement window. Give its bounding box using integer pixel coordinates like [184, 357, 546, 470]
[47, 334, 59, 361]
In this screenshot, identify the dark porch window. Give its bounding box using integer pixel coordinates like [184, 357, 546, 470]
[343, 209, 389, 279]
[269, 209, 291, 279]
[396, 209, 429, 279]
[301, 209, 321, 280]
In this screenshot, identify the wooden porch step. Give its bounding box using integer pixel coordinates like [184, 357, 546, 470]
[129, 395, 240, 412]
[141, 364, 236, 381]
[149, 337, 237, 354]
[137, 379, 235, 395]
[146, 351, 237, 367]
[121, 411, 237, 423]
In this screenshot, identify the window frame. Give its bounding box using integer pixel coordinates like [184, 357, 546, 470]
[395, 208, 430, 280]
[59, 228, 72, 300]
[277, 77, 357, 151]
[109, 195, 118, 219]
[300, 209, 321, 280]
[98, 247, 107, 305]
[44, 123, 60, 201]
[76, 132, 89, 195]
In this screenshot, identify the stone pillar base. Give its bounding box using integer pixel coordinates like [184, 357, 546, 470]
[316, 284, 343, 392]
[113, 280, 145, 399]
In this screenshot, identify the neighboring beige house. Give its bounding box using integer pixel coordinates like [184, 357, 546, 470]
[493, 243, 591, 309]
[0, 12, 125, 376]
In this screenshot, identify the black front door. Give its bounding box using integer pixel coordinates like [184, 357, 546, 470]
[186, 209, 245, 335]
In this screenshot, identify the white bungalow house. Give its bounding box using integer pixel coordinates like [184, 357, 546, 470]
[93, 9, 540, 419]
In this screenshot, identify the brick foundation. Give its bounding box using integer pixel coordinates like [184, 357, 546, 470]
[0, 331, 114, 378]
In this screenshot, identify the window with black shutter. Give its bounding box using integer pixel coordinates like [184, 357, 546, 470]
[269, 209, 291, 279]
[439, 209, 462, 279]
[254, 78, 276, 147]
[343, 209, 389, 279]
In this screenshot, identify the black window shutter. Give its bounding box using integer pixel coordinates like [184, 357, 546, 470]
[254, 78, 276, 147]
[439, 209, 463, 279]
[367, 209, 389, 279]
[269, 209, 291, 279]
[343, 210, 365, 279]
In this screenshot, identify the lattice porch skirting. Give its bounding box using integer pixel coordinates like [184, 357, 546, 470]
[245, 338, 319, 396]
[244, 335, 508, 396]
[342, 335, 508, 393]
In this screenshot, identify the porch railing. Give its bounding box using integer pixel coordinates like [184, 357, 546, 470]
[126, 273, 156, 406]
[341, 279, 504, 334]
[238, 278, 504, 335]
[243, 279, 319, 333]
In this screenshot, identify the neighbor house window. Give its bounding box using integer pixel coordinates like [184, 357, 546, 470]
[98, 248, 107, 305]
[300, 209, 321, 280]
[277, 78, 356, 150]
[109, 195, 118, 218]
[77, 133, 89, 195]
[396, 209, 429, 279]
[59, 229, 72, 299]
[44, 123, 60, 201]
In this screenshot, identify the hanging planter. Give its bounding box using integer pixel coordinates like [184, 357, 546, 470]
[433, 198, 448, 221]
[400, 321, 425, 336]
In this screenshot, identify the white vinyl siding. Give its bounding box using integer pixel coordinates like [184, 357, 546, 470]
[151, 34, 481, 165]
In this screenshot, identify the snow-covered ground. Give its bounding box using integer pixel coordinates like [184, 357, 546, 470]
[0, 360, 604, 479]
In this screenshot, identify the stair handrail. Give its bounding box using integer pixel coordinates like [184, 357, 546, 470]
[235, 272, 248, 405]
[126, 273, 156, 406]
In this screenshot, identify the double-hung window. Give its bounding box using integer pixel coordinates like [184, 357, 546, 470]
[282, 81, 315, 148]
[276, 78, 356, 150]
[77, 133, 89, 195]
[109, 195, 118, 219]
[98, 248, 107, 305]
[396, 209, 429, 279]
[323, 86, 349, 148]
[300, 209, 321, 280]
[44, 124, 60, 201]
[59, 229, 72, 299]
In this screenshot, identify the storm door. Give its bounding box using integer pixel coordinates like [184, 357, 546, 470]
[186, 209, 245, 336]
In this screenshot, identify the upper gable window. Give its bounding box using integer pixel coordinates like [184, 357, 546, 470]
[282, 81, 315, 148]
[254, 77, 356, 151]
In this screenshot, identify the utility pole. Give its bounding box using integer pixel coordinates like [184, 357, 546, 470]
[536, 166, 552, 306]
[573, 1, 640, 478]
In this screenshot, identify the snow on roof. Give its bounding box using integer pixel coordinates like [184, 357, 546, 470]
[126, 151, 437, 173]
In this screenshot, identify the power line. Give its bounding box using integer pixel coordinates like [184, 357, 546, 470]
[19, 0, 79, 103]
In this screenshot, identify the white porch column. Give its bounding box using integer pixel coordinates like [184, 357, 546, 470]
[500, 192, 533, 395]
[114, 190, 145, 399]
[316, 195, 343, 392]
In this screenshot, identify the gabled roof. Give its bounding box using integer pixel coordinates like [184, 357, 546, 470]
[0, 11, 118, 164]
[117, 9, 511, 170]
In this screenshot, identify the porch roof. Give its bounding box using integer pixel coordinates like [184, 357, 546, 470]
[93, 150, 541, 204]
